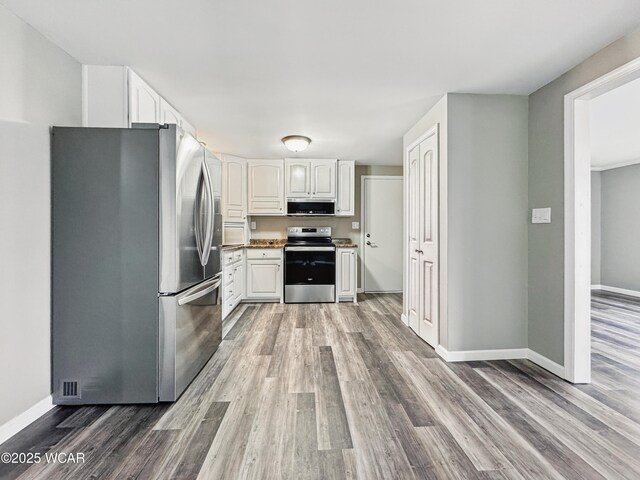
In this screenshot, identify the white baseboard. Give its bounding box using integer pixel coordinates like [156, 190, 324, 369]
[592, 284, 640, 299]
[435, 345, 528, 362]
[434, 346, 566, 378]
[400, 313, 408, 326]
[526, 349, 566, 378]
[0, 396, 53, 445]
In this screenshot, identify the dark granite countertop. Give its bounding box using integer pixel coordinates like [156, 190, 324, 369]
[222, 239, 285, 250]
[333, 238, 358, 248]
[223, 238, 357, 250]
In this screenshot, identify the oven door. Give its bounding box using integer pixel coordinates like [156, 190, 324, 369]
[284, 246, 335, 303]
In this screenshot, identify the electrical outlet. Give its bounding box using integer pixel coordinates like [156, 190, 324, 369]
[352, 221, 360, 230]
[250, 221, 257, 230]
[532, 208, 551, 224]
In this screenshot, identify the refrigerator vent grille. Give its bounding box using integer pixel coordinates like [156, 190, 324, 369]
[61, 380, 80, 398]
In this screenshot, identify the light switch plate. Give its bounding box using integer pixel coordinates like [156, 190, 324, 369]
[250, 221, 257, 230]
[352, 221, 360, 230]
[532, 207, 551, 224]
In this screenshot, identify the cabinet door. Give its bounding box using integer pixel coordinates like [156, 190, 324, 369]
[246, 261, 281, 298]
[159, 98, 181, 126]
[336, 160, 355, 216]
[285, 159, 311, 198]
[222, 155, 247, 221]
[128, 71, 160, 124]
[337, 249, 356, 297]
[233, 263, 244, 302]
[311, 160, 336, 198]
[247, 160, 285, 215]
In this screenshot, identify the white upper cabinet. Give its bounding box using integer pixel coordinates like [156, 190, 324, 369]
[336, 160, 355, 216]
[285, 160, 311, 198]
[82, 65, 196, 136]
[311, 160, 336, 198]
[222, 154, 247, 221]
[285, 158, 336, 199]
[128, 70, 160, 124]
[159, 97, 181, 126]
[247, 160, 285, 215]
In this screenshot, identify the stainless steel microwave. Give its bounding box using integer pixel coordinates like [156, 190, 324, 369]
[286, 199, 335, 216]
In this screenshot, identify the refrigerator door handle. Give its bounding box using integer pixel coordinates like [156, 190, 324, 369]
[193, 171, 205, 264]
[178, 275, 221, 306]
[200, 160, 214, 266]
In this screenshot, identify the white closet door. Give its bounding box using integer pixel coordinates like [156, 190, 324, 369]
[417, 130, 439, 346]
[407, 145, 421, 333]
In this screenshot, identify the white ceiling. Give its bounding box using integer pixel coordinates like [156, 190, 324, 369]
[591, 76, 640, 170]
[3, 0, 640, 165]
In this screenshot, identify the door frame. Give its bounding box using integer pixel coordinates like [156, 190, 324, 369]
[401, 124, 446, 348]
[564, 55, 640, 383]
[360, 175, 404, 293]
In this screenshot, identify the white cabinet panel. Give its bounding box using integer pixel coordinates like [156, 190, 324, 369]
[336, 248, 357, 302]
[233, 263, 244, 303]
[246, 260, 282, 299]
[248, 160, 285, 215]
[159, 98, 181, 126]
[336, 160, 355, 216]
[222, 155, 247, 221]
[311, 160, 336, 198]
[128, 70, 160, 124]
[285, 160, 311, 198]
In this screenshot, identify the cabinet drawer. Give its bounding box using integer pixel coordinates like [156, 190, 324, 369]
[223, 266, 235, 284]
[223, 283, 234, 301]
[233, 250, 243, 263]
[223, 251, 235, 266]
[246, 248, 281, 260]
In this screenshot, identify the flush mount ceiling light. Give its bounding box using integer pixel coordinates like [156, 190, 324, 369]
[282, 135, 311, 152]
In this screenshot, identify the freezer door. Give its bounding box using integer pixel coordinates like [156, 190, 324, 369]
[159, 274, 223, 401]
[159, 125, 207, 293]
[204, 150, 223, 278]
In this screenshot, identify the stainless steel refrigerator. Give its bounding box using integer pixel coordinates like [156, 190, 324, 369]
[51, 124, 222, 404]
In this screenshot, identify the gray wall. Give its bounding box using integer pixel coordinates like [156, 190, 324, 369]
[446, 94, 529, 351]
[528, 27, 640, 364]
[251, 165, 403, 289]
[598, 164, 640, 292]
[591, 171, 602, 285]
[402, 94, 528, 352]
[0, 5, 81, 428]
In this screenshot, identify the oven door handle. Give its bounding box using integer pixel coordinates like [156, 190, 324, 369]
[285, 246, 336, 252]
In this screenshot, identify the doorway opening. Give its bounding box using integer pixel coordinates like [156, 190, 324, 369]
[565, 56, 640, 383]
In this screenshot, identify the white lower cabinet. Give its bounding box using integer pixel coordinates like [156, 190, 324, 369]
[336, 247, 357, 302]
[222, 249, 245, 319]
[245, 249, 282, 301]
[233, 263, 244, 303]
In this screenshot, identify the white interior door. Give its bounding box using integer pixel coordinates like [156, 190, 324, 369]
[408, 146, 421, 332]
[362, 176, 403, 292]
[417, 131, 439, 345]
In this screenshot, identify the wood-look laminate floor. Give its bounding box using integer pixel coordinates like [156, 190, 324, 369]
[3, 293, 640, 479]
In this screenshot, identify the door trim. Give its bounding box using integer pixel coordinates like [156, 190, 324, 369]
[361, 175, 403, 293]
[563, 55, 640, 384]
[403, 124, 445, 348]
